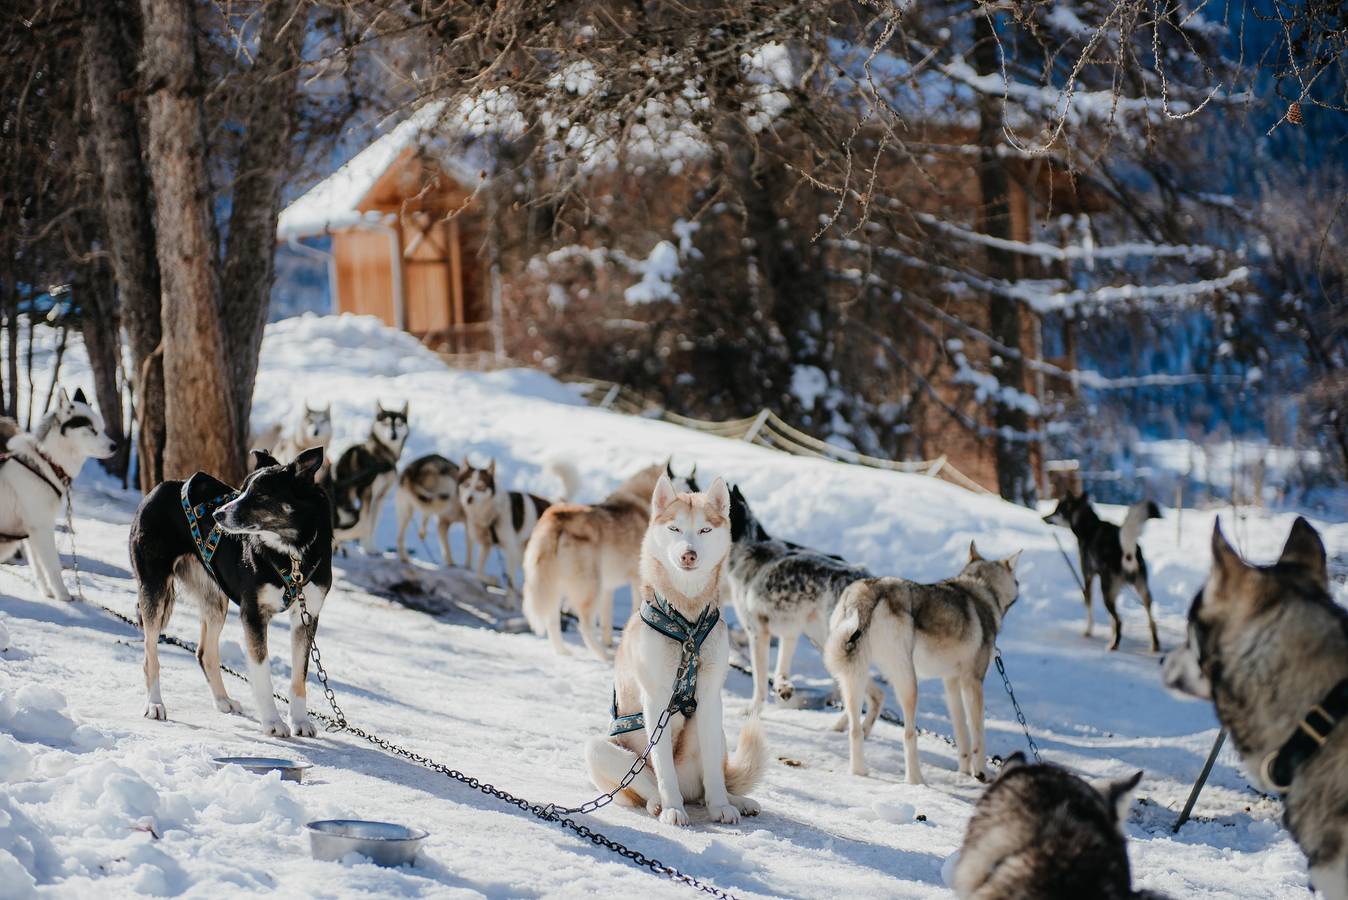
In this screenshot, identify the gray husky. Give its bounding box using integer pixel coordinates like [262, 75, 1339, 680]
[953, 753, 1164, 900]
[395, 453, 468, 566]
[1163, 518, 1348, 900]
[824, 542, 1021, 783]
[726, 484, 883, 720]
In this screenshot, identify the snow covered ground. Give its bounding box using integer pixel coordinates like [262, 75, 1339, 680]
[2, 313, 1346, 898]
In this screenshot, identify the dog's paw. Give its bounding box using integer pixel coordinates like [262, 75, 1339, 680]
[774, 680, 795, 702]
[830, 712, 849, 732]
[709, 804, 740, 825]
[144, 703, 167, 721]
[658, 806, 690, 827]
[261, 718, 291, 738]
[53, 589, 72, 604]
[745, 702, 764, 719]
[973, 769, 989, 783]
[730, 795, 761, 817]
[850, 762, 869, 777]
[291, 715, 318, 738]
[904, 772, 926, 786]
[214, 696, 243, 715]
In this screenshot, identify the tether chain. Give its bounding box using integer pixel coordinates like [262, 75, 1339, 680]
[993, 647, 1042, 763]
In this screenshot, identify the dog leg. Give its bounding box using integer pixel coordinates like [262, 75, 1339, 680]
[361, 479, 389, 553]
[395, 493, 414, 563]
[1136, 577, 1161, 653]
[436, 516, 454, 568]
[961, 675, 988, 781]
[944, 677, 972, 776]
[242, 610, 288, 736]
[883, 656, 924, 785]
[696, 698, 738, 824]
[575, 592, 609, 663]
[140, 583, 172, 721]
[1082, 570, 1096, 637]
[1101, 576, 1123, 651]
[28, 528, 69, 602]
[746, 620, 771, 717]
[773, 631, 800, 702]
[197, 599, 241, 715]
[1309, 859, 1348, 900]
[288, 607, 317, 737]
[839, 670, 870, 776]
[645, 699, 687, 825]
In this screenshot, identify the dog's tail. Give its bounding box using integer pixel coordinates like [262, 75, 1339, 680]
[522, 517, 565, 636]
[824, 579, 881, 673]
[546, 460, 581, 502]
[724, 717, 769, 796]
[1120, 500, 1162, 573]
[0, 416, 20, 450]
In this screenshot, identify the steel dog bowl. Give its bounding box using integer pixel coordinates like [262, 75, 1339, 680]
[212, 756, 312, 783]
[306, 819, 428, 867]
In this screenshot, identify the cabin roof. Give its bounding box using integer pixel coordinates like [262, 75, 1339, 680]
[278, 102, 488, 239]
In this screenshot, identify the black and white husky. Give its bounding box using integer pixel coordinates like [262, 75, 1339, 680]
[394, 453, 468, 565]
[726, 484, 884, 719]
[0, 388, 117, 602]
[1042, 493, 1163, 651]
[457, 459, 574, 590]
[331, 402, 408, 552]
[130, 447, 332, 737]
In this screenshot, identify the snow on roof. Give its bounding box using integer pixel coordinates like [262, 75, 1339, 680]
[277, 102, 487, 239]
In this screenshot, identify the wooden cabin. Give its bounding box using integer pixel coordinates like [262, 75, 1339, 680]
[277, 106, 497, 353]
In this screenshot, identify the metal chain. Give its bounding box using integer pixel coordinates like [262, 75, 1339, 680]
[994, 647, 1042, 763]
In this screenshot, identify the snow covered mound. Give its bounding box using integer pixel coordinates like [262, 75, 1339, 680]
[1, 312, 1344, 898]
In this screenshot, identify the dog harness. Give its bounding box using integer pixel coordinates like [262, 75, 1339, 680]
[609, 592, 720, 736]
[0, 447, 73, 542]
[180, 473, 310, 613]
[1262, 677, 1348, 793]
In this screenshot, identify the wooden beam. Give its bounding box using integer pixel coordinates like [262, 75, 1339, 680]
[448, 217, 464, 333]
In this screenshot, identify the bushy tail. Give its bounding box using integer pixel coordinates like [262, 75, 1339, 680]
[522, 521, 563, 635]
[546, 460, 581, 502]
[823, 580, 881, 674]
[1120, 500, 1162, 572]
[724, 717, 769, 796]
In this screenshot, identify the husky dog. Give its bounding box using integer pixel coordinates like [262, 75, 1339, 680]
[1164, 519, 1348, 899]
[130, 448, 332, 737]
[586, 474, 767, 825]
[331, 401, 409, 551]
[953, 753, 1162, 900]
[395, 453, 468, 565]
[825, 542, 1021, 783]
[523, 461, 697, 662]
[726, 484, 884, 720]
[457, 459, 574, 590]
[1043, 494, 1163, 652]
[0, 388, 117, 601]
[272, 403, 333, 463]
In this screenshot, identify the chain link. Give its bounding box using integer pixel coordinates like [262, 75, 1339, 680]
[994, 647, 1042, 763]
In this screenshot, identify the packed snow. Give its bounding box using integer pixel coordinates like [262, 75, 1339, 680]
[2, 313, 1345, 898]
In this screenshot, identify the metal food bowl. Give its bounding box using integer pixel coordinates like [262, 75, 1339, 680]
[306, 819, 429, 867]
[212, 756, 312, 783]
[778, 685, 834, 711]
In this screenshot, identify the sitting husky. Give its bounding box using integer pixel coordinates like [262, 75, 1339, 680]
[0, 388, 117, 602]
[1164, 519, 1348, 900]
[523, 460, 696, 662]
[825, 542, 1021, 783]
[458, 459, 574, 590]
[394, 453, 468, 565]
[586, 474, 766, 825]
[272, 403, 333, 463]
[331, 401, 408, 552]
[953, 753, 1163, 900]
[726, 484, 884, 720]
[1043, 493, 1163, 651]
[130, 448, 331, 737]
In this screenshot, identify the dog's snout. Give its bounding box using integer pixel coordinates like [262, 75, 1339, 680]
[680, 548, 698, 567]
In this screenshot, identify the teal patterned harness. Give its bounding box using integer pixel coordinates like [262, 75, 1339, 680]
[609, 592, 720, 736]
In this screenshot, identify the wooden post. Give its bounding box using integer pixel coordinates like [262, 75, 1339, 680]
[1174, 729, 1226, 832]
[448, 217, 464, 347]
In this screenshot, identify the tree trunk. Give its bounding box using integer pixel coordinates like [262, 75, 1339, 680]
[974, 13, 1036, 506]
[79, 263, 130, 479]
[2, 272, 14, 419]
[139, 0, 241, 484]
[81, 0, 165, 492]
[219, 0, 308, 462]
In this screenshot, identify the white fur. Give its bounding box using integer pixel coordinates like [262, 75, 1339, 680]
[272, 403, 333, 464]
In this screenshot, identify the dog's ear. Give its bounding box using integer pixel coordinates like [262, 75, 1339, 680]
[705, 477, 730, 516]
[323, 403, 332, 416]
[1095, 770, 1143, 829]
[400, 400, 409, 416]
[250, 448, 281, 471]
[995, 752, 1028, 780]
[55, 387, 72, 413]
[1278, 517, 1328, 590]
[1208, 520, 1249, 598]
[664, 457, 675, 479]
[487, 459, 496, 477]
[292, 446, 325, 482]
[968, 540, 983, 562]
[1003, 549, 1022, 571]
[652, 472, 678, 515]
[72, 387, 88, 405]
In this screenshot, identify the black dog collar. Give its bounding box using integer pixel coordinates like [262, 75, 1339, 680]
[1262, 678, 1348, 793]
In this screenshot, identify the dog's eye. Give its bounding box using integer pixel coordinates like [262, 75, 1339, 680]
[667, 525, 680, 533]
[698, 526, 712, 534]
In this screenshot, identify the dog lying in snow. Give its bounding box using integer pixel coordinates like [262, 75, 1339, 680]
[585, 474, 766, 825]
[825, 542, 1021, 783]
[131, 448, 332, 737]
[523, 460, 697, 662]
[953, 753, 1165, 899]
[0, 388, 117, 602]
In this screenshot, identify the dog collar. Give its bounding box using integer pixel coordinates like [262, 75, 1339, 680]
[32, 446, 71, 488]
[609, 591, 720, 737]
[1261, 677, 1348, 793]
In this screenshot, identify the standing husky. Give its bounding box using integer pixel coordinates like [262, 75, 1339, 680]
[726, 484, 884, 720]
[586, 474, 767, 825]
[130, 448, 332, 737]
[523, 461, 696, 662]
[331, 401, 408, 552]
[458, 459, 574, 590]
[0, 388, 117, 601]
[394, 453, 468, 565]
[825, 542, 1021, 783]
[953, 753, 1162, 900]
[1163, 519, 1348, 899]
[272, 403, 333, 463]
[1043, 493, 1163, 651]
